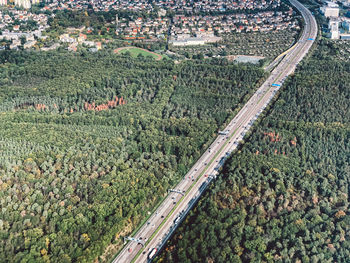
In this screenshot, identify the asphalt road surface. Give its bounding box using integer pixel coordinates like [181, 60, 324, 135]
[113, 1, 317, 262]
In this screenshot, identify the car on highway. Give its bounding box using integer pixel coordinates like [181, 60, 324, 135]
[112, 4, 317, 261]
[148, 248, 158, 260]
[174, 217, 180, 225]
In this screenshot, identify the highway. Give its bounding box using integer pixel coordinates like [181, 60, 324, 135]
[112, 1, 317, 262]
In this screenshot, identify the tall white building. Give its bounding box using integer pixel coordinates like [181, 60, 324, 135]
[330, 23, 339, 39]
[320, 2, 339, 17]
[328, 18, 339, 29]
[0, 0, 40, 8]
[15, 0, 31, 9]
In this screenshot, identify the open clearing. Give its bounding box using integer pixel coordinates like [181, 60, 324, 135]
[114, 47, 163, 60]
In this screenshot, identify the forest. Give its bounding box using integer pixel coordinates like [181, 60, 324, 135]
[157, 40, 350, 262]
[0, 50, 265, 262]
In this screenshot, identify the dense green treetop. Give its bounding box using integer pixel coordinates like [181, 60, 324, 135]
[157, 39, 350, 263]
[0, 49, 265, 262]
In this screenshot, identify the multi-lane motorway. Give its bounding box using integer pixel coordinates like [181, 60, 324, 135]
[113, 1, 317, 262]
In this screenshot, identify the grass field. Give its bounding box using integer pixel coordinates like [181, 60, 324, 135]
[115, 47, 163, 60]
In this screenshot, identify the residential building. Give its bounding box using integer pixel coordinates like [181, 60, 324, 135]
[342, 19, 350, 31]
[340, 33, 350, 39]
[23, 40, 36, 49]
[170, 37, 206, 46]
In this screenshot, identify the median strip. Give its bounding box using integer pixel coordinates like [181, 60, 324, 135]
[131, 127, 239, 262]
[128, 6, 316, 262]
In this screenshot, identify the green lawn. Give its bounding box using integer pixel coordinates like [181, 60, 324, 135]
[119, 47, 162, 60]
